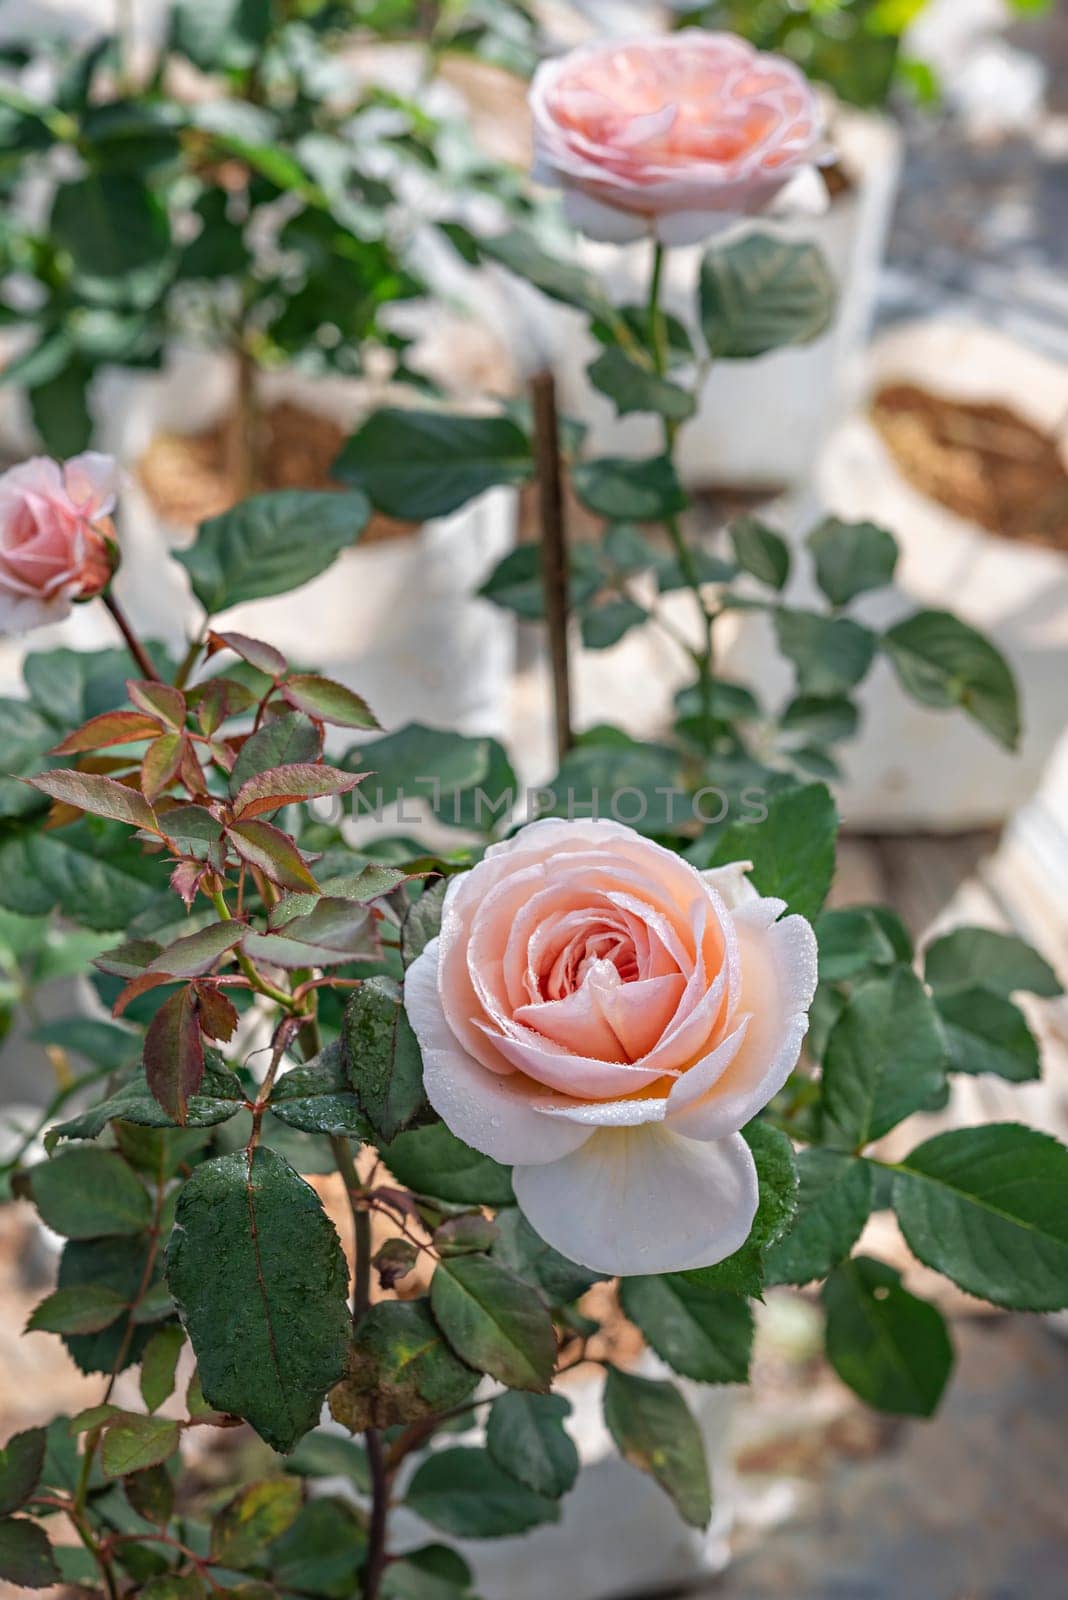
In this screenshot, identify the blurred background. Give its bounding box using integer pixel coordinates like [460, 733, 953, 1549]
[0, 1, 1066, 1595]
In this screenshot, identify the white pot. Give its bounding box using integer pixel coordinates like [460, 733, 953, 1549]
[722, 321, 1068, 832]
[388, 1355, 736, 1600]
[91, 349, 518, 738]
[546, 105, 902, 490]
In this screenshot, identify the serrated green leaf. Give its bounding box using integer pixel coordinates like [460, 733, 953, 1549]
[680, 1120, 798, 1296]
[807, 517, 898, 606]
[587, 347, 696, 422]
[384, 1122, 513, 1207]
[210, 1478, 302, 1568]
[269, 1043, 370, 1137]
[486, 1391, 578, 1499]
[178, 491, 369, 614]
[882, 610, 1020, 751]
[405, 1448, 560, 1539]
[891, 1124, 1068, 1311]
[332, 410, 531, 521]
[491, 1208, 605, 1305]
[329, 1299, 477, 1432]
[763, 1149, 874, 1286]
[822, 966, 948, 1145]
[26, 1284, 127, 1336]
[270, 1496, 366, 1597]
[0, 1517, 60, 1588]
[774, 608, 877, 696]
[166, 1148, 351, 1450]
[729, 516, 790, 589]
[572, 455, 686, 522]
[602, 1366, 711, 1529]
[431, 1254, 556, 1392]
[822, 1256, 953, 1416]
[101, 1415, 179, 1478]
[699, 232, 836, 359]
[935, 987, 1041, 1082]
[140, 1324, 185, 1412]
[709, 782, 837, 922]
[923, 926, 1061, 999]
[342, 976, 426, 1144]
[0, 1429, 45, 1516]
[29, 1147, 151, 1238]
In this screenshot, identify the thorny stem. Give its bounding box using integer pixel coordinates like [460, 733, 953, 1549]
[101, 590, 162, 683]
[647, 241, 719, 756]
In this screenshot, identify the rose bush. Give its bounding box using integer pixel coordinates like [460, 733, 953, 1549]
[0, 453, 118, 632]
[530, 31, 831, 243]
[408, 820, 816, 1274]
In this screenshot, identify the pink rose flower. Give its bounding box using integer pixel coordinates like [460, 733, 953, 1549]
[0, 452, 120, 633]
[530, 31, 830, 246]
[405, 819, 817, 1276]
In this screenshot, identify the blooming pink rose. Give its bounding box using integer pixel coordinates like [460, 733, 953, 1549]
[0, 452, 120, 633]
[405, 819, 817, 1275]
[530, 31, 830, 246]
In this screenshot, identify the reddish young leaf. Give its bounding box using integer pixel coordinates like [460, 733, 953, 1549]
[231, 763, 368, 821]
[281, 674, 380, 729]
[207, 631, 287, 679]
[228, 819, 320, 893]
[171, 859, 205, 908]
[128, 679, 186, 730]
[193, 676, 258, 737]
[146, 921, 248, 979]
[194, 985, 239, 1042]
[141, 733, 185, 802]
[28, 770, 158, 831]
[144, 986, 205, 1124]
[113, 970, 173, 1018]
[51, 710, 163, 755]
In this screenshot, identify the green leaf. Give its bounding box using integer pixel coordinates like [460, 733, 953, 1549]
[0, 821, 162, 930]
[580, 597, 649, 650]
[144, 985, 205, 1125]
[332, 410, 531, 521]
[384, 1122, 514, 1206]
[229, 818, 319, 893]
[280, 675, 379, 730]
[882, 610, 1020, 751]
[29, 1148, 151, 1238]
[350, 721, 491, 804]
[166, 1147, 351, 1450]
[269, 1044, 370, 1137]
[935, 987, 1041, 1082]
[405, 1447, 560, 1539]
[764, 1150, 874, 1286]
[430, 1254, 556, 1392]
[402, 879, 448, 968]
[602, 1366, 711, 1529]
[680, 1120, 798, 1296]
[572, 455, 686, 522]
[330, 1299, 477, 1432]
[55, 1236, 161, 1375]
[699, 232, 836, 359]
[822, 1256, 953, 1417]
[100, 1415, 179, 1478]
[51, 174, 171, 307]
[229, 712, 322, 793]
[342, 975, 426, 1144]
[729, 517, 791, 589]
[891, 1124, 1068, 1311]
[49, 1060, 244, 1143]
[270, 1497, 366, 1597]
[478, 543, 602, 621]
[210, 1478, 302, 1568]
[172, 0, 271, 72]
[287, 1431, 370, 1491]
[177, 491, 369, 615]
[486, 1392, 578, 1499]
[0, 1518, 60, 1589]
[0, 1429, 45, 1516]
[492, 1208, 605, 1305]
[814, 908, 897, 982]
[780, 695, 859, 744]
[923, 926, 1061, 999]
[26, 1285, 126, 1336]
[619, 1276, 753, 1383]
[123, 1462, 174, 1526]
[774, 609, 877, 696]
[709, 782, 837, 922]
[822, 967, 948, 1145]
[477, 226, 610, 318]
[146, 922, 246, 979]
[27, 769, 157, 831]
[587, 347, 696, 422]
[808, 517, 898, 606]
[381, 1543, 474, 1599]
[140, 1324, 185, 1412]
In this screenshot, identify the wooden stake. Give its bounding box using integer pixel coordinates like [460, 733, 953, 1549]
[530, 369, 574, 763]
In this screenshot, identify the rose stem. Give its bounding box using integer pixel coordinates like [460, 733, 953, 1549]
[647, 240, 718, 757]
[101, 590, 163, 682]
[531, 367, 574, 763]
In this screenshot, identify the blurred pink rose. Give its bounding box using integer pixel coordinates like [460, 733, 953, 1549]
[530, 31, 830, 245]
[0, 452, 120, 633]
[405, 819, 817, 1276]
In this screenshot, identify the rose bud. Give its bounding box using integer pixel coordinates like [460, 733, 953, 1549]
[405, 819, 816, 1276]
[0, 451, 121, 633]
[530, 31, 832, 246]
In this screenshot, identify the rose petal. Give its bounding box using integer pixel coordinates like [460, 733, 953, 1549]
[513, 1124, 759, 1275]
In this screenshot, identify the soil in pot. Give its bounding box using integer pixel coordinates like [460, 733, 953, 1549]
[136, 399, 413, 544]
[870, 382, 1068, 552]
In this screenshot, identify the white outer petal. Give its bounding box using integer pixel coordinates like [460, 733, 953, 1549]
[513, 1124, 758, 1276]
[562, 188, 651, 244]
[765, 164, 830, 219]
[654, 207, 735, 247]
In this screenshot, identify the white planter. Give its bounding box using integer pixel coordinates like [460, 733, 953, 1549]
[385, 1355, 736, 1600]
[719, 321, 1068, 830]
[546, 105, 902, 490]
[91, 350, 518, 737]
